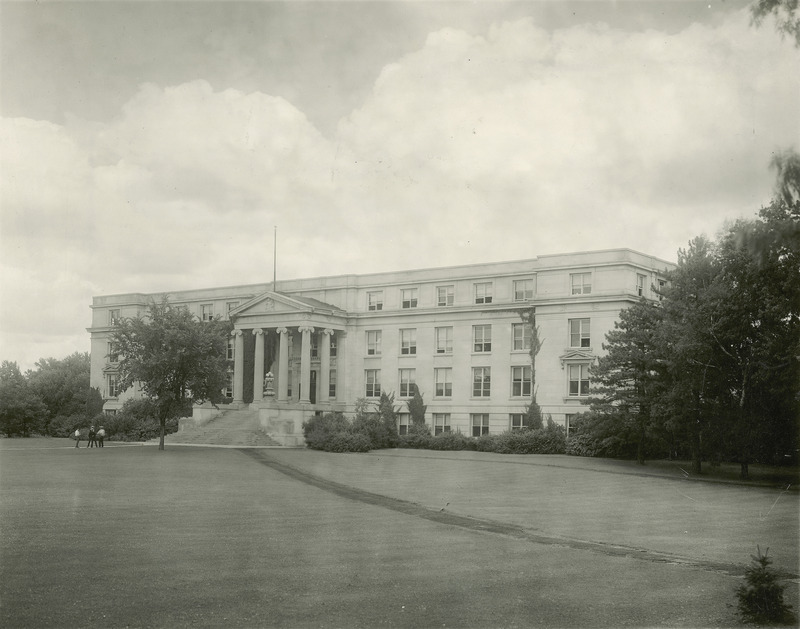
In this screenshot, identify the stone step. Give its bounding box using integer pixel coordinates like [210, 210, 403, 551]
[159, 407, 285, 447]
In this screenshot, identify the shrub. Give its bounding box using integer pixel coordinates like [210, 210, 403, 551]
[350, 411, 391, 449]
[474, 425, 567, 454]
[49, 413, 88, 438]
[736, 546, 796, 625]
[324, 432, 372, 453]
[102, 400, 179, 441]
[565, 432, 606, 457]
[564, 412, 633, 458]
[302, 412, 351, 451]
[398, 423, 432, 449]
[427, 431, 474, 451]
[523, 399, 545, 431]
[349, 394, 399, 450]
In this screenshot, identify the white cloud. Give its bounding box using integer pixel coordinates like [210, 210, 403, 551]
[1, 9, 798, 369]
[337, 10, 798, 260]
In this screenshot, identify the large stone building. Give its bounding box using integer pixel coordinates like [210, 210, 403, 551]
[88, 249, 673, 442]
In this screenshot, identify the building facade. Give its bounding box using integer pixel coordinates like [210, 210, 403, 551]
[88, 249, 673, 440]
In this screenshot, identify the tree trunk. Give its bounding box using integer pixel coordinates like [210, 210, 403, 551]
[691, 426, 702, 475]
[637, 425, 646, 465]
[740, 461, 749, 480]
[158, 405, 169, 451]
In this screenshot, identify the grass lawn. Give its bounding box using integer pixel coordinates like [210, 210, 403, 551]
[1, 439, 797, 628]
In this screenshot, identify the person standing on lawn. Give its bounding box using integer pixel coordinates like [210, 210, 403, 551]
[96, 426, 106, 447]
[87, 425, 97, 448]
[74, 428, 81, 448]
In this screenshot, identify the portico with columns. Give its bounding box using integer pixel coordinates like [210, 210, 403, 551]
[227, 292, 348, 441]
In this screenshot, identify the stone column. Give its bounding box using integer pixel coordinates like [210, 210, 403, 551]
[320, 329, 333, 403]
[298, 325, 314, 403]
[335, 331, 345, 402]
[277, 327, 289, 402]
[252, 328, 265, 402]
[232, 329, 244, 404]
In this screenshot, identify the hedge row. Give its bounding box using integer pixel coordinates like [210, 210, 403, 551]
[303, 412, 567, 454]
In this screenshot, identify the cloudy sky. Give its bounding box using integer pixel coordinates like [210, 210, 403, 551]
[1, 1, 798, 371]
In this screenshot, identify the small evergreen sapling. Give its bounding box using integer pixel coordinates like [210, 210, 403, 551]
[736, 546, 795, 625]
[408, 385, 427, 426]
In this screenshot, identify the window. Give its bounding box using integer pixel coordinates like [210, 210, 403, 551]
[570, 273, 592, 295]
[435, 327, 453, 354]
[471, 413, 489, 436]
[568, 364, 590, 396]
[366, 330, 382, 356]
[329, 369, 337, 399]
[474, 282, 493, 304]
[365, 369, 381, 397]
[107, 374, 119, 398]
[401, 288, 418, 309]
[473, 325, 492, 352]
[565, 414, 576, 436]
[658, 279, 667, 301]
[569, 318, 591, 348]
[472, 367, 491, 397]
[511, 366, 532, 397]
[104, 409, 117, 416]
[201, 304, 214, 321]
[223, 372, 233, 398]
[510, 413, 526, 431]
[514, 279, 534, 301]
[330, 334, 337, 358]
[107, 342, 118, 363]
[433, 413, 451, 435]
[400, 329, 417, 355]
[437, 285, 454, 307]
[227, 301, 239, 314]
[286, 371, 293, 398]
[512, 323, 531, 351]
[637, 274, 646, 297]
[310, 334, 319, 358]
[399, 369, 416, 397]
[109, 309, 120, 326]
[434, 368, 453, 397]
[227, 338, 235, 360]
[398, 413, 412, 436]
[367, 291, 383, 311]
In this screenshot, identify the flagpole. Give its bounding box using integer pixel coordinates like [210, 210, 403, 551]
[273, 226, 277, 289]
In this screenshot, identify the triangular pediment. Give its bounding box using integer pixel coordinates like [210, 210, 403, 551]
[559, 348, 596, 367]
[230, 291, 344, 318]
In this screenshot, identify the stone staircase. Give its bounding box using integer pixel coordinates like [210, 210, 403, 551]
[160, 407, 285, 447]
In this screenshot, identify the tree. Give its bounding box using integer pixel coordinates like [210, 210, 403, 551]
[110, 298, 232, 450]
[519, 307, 545, 430]
[0, 361, 47, 437]
[659, 236, 722, 474]
[769, 150, 800, 205]
[713, 210, 800, 477]
[587, 300, 667, 464]
[407, 385, 427, 425]
[377, 391, 400, 448]
[350, 392, 399, 448]
[751, 0, 800, 47]
[736, 546, 796, 624]
[85, 387, 105, 418]
[27, 352, 92, 433]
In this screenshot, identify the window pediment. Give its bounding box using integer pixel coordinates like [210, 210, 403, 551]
[559, 348, 596, 369]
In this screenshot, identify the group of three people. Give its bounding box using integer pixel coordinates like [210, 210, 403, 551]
[74, 425, 106, 448]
